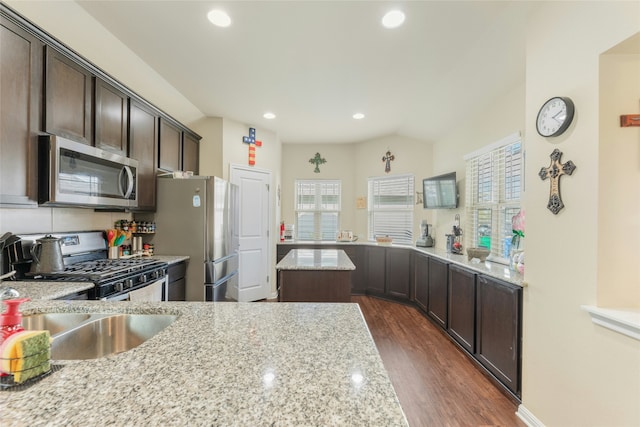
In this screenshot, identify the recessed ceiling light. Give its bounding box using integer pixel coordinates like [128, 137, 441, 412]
[207, 10, 231, 27]
[263, 112, 276, 119]
[353, 113, 365, 120]
[382, 10, 405, 29]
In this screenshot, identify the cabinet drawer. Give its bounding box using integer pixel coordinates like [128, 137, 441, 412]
[168, 262, 186, 282]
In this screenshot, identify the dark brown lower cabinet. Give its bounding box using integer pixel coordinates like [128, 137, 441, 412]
[278, 269, 351, 302]
[414, 252, 429, 312]
[385, 247, 411, 300]
[276, 244, 365, 294]
[366, 246, 386, 295]
[167, 262, 186, 301]
[427, 257, 448, 328]
[448, 265, 476, 353]
[343, 246, 365, 294]
[475, 274, 522, 396]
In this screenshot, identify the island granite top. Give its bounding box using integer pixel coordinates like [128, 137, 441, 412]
[0, 299, 407, 427]
[276, 249, 356, 271]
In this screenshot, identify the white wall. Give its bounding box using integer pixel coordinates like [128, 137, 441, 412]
[431, 83, 525, 251]
[522, 2, 640, 426]
[597, 48, 640, 307]
[281, 135, 432, 242]
[0, 207, 129, 235]
[191, 117, 283, 295]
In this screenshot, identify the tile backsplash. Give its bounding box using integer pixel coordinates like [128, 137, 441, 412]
[0, 207, 131, 234]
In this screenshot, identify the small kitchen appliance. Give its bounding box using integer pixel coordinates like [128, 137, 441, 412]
[29, 235, 64, 274]
[446, 214, 463, 254]
[283, 224, 295, 241]
[415, 220, 434, 247]
[37, 134, 138, 209]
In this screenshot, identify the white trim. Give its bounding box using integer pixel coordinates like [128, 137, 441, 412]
[516, 404, 546, 427]
[463, 131, 522, 160]
[581, 305, 640, 341]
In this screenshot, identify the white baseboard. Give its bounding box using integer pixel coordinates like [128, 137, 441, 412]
[517, 404, 545, 427]
[270, 291, 278, 300]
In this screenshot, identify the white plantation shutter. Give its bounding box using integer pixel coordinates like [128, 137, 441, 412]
[368, 174, 414, 244]
[465, 134, 522, 262]
[295, 180, 341, 241]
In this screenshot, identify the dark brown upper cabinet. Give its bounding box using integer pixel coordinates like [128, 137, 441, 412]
[95, 77, 128, 156]
[158, 118, 181, 172]
[44, 46, 93, 145]
[129, 100, 159, 211]
[182, 132, 199, 175]
[0, 15, 43, 206]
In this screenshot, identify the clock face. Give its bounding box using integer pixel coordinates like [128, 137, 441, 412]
[536, 97, 575, 137]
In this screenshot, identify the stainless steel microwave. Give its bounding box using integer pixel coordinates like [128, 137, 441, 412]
[38, 135, 138, 208]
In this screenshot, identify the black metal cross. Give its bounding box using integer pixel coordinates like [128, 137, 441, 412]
[538, 148, 576, 214]
[382, 150, 395, 173]
[309, 152, 326, 173]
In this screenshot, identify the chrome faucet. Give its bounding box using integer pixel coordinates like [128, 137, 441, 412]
[0, 270, 19, 300]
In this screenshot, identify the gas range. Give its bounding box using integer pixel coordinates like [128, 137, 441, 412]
[19, 232, 168, 300]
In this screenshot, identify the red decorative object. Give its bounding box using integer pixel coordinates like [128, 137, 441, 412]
[620, 114, 640, 127]
[242, 127, 262, 166]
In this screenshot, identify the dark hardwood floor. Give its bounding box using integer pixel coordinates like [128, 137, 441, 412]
[352, 295, 525, 427]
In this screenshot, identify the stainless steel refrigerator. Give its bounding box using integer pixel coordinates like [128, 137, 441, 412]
[153, 176, 239, 301]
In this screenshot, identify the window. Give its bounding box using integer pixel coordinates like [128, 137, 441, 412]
[465, 133, 522, 262]
[368, 174, 414, 244]
[295, 180, 341, 241]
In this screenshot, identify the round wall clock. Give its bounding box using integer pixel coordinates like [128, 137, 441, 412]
[536, 96, 575, 137]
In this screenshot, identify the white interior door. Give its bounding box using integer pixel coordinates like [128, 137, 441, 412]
[230, 165, 271, 302]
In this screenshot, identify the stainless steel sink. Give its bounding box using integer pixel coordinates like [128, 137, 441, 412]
[22, 313, 177, 360]
[21, 313, 91, 335]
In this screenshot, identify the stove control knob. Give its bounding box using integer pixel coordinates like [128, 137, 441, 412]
[139, 274, 147, 283]
[124, 279, 134, 289]
[115, 282, 124, 292]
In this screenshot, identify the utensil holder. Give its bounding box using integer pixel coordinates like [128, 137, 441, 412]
[108, 247, 119, 259]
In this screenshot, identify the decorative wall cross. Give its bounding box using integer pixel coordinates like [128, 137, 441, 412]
[309, 152, 326, 173]
[538, 148, 576, 214]
[242, 127, 262, 166]
[382, 150, 395, 173]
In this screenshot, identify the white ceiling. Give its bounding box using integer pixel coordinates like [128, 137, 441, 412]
[76, 1, 535, 144]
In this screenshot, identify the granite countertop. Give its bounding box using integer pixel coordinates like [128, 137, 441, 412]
[278, 241, 525, 286]
[4, 281, 94, 300]
[1, 300, 408, 427]
[149, 255, 189, 265]
[276, 249, 356, 271]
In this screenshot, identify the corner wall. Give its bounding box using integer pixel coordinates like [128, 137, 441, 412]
[522, 2, 640, 426]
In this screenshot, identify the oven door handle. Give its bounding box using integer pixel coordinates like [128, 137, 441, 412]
[118, 166, 134, 199]
[102, 292, 129, 301]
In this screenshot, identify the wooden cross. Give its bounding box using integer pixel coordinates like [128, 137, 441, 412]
[242, 127, 262, 166]
[382, 150, 395, 173]
[538, 148, 576, 214]
[309, 152, 326, 173]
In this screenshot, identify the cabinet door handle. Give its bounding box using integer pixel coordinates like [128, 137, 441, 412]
[119, 165, 134, 199]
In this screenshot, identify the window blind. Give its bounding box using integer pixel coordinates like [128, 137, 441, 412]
[295, 180, 341, 241]
[465, 139, 522, 261]
[368, 174, 414, 244]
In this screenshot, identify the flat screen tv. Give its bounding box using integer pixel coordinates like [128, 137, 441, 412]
[423, 172, 458, 209]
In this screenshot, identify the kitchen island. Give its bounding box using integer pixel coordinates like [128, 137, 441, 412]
[276, 249, 355, 302]
[0, 297, 407, 426]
